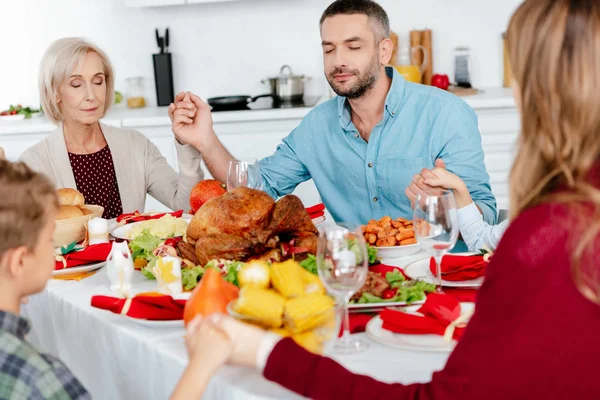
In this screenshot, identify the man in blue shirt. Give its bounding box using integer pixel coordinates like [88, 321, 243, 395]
[169, 0, 497, 226]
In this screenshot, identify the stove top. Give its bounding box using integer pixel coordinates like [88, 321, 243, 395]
[211, 96, 321, 112]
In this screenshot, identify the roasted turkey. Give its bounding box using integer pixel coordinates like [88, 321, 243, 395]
[186, 187, 318, 265]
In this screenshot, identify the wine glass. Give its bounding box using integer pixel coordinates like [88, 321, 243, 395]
[316, 223, 369, 354]
[413, 191, 459, 293]
[226, 157, 262, 191]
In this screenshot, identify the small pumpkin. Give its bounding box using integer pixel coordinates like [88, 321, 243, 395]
[183, 267, 239, 326]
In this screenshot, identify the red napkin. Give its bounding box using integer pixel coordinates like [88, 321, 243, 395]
[91, 294, 187, 320]
[429, 254, 486, 281]
[369, 263, 406, 277]
[54, 243, 112, 270]
[380, 293, 467, 340]
[116, 210, 184, 224]
[306, 203, 325, 219]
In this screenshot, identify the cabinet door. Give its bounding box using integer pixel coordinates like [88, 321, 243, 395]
[1, 133, 51, 162]
[125, 0, 185, 7]
[477, 108, 520, 211]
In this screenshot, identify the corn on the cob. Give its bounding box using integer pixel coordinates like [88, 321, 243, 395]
[234, 287, 284, 328]
[284, 292, 335, 334]
[297, 266, 326, 294]
[269, 328, 291, 338]
[292, 331, 323, 354]
[238, 260, 271, 289]
[271, 260, 305, 298]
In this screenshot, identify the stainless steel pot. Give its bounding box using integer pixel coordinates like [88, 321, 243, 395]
[262, 65, 309, 102]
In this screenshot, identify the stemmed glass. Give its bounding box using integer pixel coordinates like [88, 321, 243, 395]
[226, 157, 262, 191]
[413, 191, 459, 293]
[316, 223, 369, 354]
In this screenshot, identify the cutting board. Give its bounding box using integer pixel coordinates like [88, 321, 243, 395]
[448, 86, 480, 97]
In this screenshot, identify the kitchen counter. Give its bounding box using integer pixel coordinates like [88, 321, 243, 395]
[0, 88, 515, 136]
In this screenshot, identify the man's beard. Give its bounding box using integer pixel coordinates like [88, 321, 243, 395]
[326, 55, 380, 99]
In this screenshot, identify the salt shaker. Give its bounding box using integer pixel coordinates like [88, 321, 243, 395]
[106, 241, 134, 298]
[88, 217, 109, 245]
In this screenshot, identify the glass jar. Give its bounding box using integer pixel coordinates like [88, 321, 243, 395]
[126, 77, 146, 108]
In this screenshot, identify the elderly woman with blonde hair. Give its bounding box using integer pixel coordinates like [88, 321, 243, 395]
[20, 37, 204, 219]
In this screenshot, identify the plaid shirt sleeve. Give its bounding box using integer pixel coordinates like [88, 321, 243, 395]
[29, 354, 90, 400]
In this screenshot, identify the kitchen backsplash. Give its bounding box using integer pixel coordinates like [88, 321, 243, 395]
[0, 0, 522, 109]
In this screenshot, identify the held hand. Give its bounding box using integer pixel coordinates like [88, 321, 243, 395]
[422, 167, 465, 191]
[168, 91, 214, 151]
[405, 167, 445, 207]
[422, 159, 473, 208]
[209, 314, 269, 368]
[185, 316, 233, 373]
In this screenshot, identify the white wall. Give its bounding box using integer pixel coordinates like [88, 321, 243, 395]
[0, 0, 522, 109]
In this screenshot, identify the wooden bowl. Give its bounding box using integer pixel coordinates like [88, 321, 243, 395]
[53, 205, 104, 247]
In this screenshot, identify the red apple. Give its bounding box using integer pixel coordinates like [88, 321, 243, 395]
[431, 74, 450, 91]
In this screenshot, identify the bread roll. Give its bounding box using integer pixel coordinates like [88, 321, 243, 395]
[77, 205, 94, 216]
[57, 188, 85, 206]
[56, 205, 84, 220]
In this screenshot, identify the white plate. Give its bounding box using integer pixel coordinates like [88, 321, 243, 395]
[52, 261, 106, 277]
[111, 217, 191, 240]
[366, 302, 474, 352]
[403, 255, 484, 288]
[375, 243, 421, 259]
[0, 114, 25, 121]
[312, 215, 326, 226]
[348, 264, 426, 311]
[127, 317, 184, 328]
[349, 298, 425, 313]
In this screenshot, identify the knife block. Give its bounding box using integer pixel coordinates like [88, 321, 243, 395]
[153, 53, 174, 106]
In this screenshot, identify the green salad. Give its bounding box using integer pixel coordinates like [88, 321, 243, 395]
[354, 271, 436, 304]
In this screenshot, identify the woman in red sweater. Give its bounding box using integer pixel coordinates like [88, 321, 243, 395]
[187, 0, 600, 398]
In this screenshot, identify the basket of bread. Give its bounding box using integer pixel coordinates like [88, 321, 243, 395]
[53, 188, 104, 247]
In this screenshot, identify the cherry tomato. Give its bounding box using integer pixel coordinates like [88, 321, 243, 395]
[382, 289, 397, 299]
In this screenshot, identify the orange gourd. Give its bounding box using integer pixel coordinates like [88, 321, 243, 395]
[183, 268, 239, 326]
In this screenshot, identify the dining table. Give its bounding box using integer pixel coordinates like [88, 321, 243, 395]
[21, 248, 466, 400]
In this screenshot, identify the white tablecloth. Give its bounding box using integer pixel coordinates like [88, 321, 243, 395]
[22, 252, 449, 399]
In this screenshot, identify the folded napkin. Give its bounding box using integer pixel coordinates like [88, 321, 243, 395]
[116, 210, 184, 225]
[91, 294, 187, 320]
[380, 293, 469, 341]
[54, 243, 112, 270]
[53, 270, 99, 281]
[429, 254, 486, 281]
[369, 263, 406, 277]
[306, 203, 325, 219]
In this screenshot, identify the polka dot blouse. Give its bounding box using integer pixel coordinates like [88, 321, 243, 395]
[68, 146, 124, 219]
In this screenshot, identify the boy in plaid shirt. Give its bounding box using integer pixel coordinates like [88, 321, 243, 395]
[0, 160, 89, 399]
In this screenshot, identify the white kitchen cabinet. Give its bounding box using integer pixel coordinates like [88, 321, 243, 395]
[125, 0, 185, 7]
[477, 108, 520, 211]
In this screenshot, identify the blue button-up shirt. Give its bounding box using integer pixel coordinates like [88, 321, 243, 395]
[259, 66, 497, 226]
